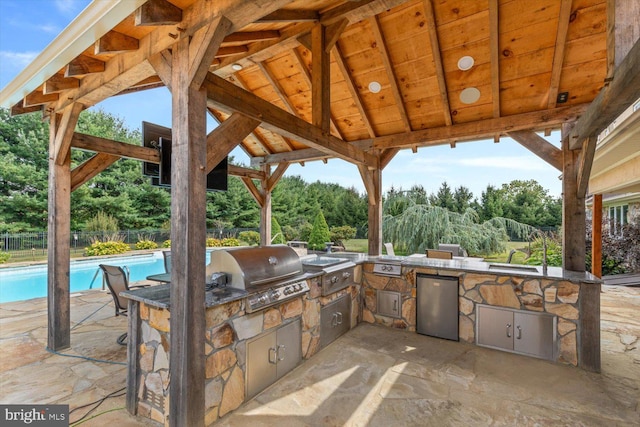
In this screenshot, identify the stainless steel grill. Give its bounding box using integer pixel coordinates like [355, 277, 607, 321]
[301, 256, 356, 296]
[207, 245, 309, 313]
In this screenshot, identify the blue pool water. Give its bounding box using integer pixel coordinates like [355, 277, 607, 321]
[0, 251, 213, 303]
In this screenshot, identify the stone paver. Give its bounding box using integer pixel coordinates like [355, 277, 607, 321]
[0, 285, 638, 426]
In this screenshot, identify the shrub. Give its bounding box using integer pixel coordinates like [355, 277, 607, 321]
[162, 239, 171, 248]
[85, 241, 130, 256]
[330, 225, 357, 248]
[272, 217, 285, 244]
[135, 240, 158, 250]
[0, 252, 10, 264]
[85, 211, 119, 232]
[525, 234, 562, 267]
[239, 231, 260, 246]
[221, 237, 240, 247]
[308, 211, 331, 251]
[206, 237, 222, 247]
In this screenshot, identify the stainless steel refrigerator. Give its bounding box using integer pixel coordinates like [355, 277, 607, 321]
[416, 274, 459, 341]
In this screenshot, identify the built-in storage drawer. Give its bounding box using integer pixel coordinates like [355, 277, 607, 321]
[377, 290, 401, 318]
[246, 319, 301, 399]
[320, 295, 351, 348]
[476, 305, 556, 361]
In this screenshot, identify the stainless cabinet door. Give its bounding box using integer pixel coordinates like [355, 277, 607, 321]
[246, 331, 277, 399]
[377, 290, 401, 318]
[514, 311, 555, 360]
[320, 295, 351, 348]
[335, 295, 352, 338]
[276, 319, 301, 379]
[476, 305, 514, 351]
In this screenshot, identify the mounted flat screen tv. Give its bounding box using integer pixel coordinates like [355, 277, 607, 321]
[142, 121, 228, 192]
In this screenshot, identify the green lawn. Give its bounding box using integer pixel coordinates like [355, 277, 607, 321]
[343, 239, 530, 264]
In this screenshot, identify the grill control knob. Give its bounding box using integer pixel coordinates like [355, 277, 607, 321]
[272, 290, 280, 299]
[258, 295, 268, 304]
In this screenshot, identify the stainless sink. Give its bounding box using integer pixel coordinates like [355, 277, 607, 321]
[488, 264, 539, 273]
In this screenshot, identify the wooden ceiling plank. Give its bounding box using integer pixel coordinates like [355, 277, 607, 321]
[321, 0, 411, 26]
[54, 103, 83, 166]
[567, 38, 640, 150]
[312, 24, 331, 132]
[52, 0, 295, 113]
[223, 30, 281, 44]
[577, 136, 597, 197]
[228, 164, 265, 180]
[189, 15, 233, 88]
[206, 112, 259, 173]
[546, 0, 573, 110]
[71, 132, 160, 163]
[95, 30, 140, 55]
[258, 10, 319, 22]
[23, 90, 59, 107]
[508, 130, 563, 171]
[489, 0, 500, 119]
[332, 44, 376, 137]
[64, 54, 105, 77]
[367, 104, 589, 150]
[71, 153, 120, 192]
[215, 45, 249, 58]
[369, 16, 411, 133]
[135, 0, 182, 26]
[266, 162, 289, 191]
[422, 0, 452, 126]
[205, 72, 378, 167]
[43, 75, 79, 94]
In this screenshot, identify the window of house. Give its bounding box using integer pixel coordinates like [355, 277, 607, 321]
[608, 204, 629, 236]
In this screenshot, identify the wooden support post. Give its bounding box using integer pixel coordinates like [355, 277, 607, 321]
[260, 165, 272, 246]
[359, 165, 382, 255]
[561, 125, 586, 272]
[592, 194, 603, 278]
[168, 37, 208, 427]
[579, 282, 601, 372]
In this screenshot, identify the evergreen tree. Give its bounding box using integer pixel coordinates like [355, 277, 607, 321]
[271, 217, 285, 244]
[308, 211, 331, 250]
[429, 182, 455, 211]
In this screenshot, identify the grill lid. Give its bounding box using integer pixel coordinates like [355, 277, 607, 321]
[207, 245, 303, 289]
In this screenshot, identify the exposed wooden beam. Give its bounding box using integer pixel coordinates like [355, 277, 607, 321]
[23, 90, 59, 107]
[258, 9, 319, 22]
[207, 106, 269, 156]
[332, 44, 376, 137]
[379, 148, 399, 170]
[149, 50, 173, 89]
[312, 24, 330, 132]
[325, 18, 348, 52]
[561, 123, 586, 273]
[204, 72, 378, 167]
[43, 75, 79, 94]
[71, 153, 120, 191]
[567, 38, 640, 149]
[577, 136, 597, 198]
[51, 0, 295, 113]
[368, 104, 588, 151]
[71, 132, 160, 163]
[358, 165, 382, 255]
[251, 147, 327, 167]
[115, 76, 165, 96]
[54, 103, 84, 166]
[135, 0, 182, 26]
[223, 30, 280, 44]
[215, 45, 249, 58]
[508, 130, 563, 171]
[266, 162, 289, 192]
[422, 0, 452, 126]
[240, 176, 264, 206]
[321, 0, 409, 26]
[489, 0, 500, 119]
[189, 15, 233, 88]
[228, 164, 264, 180]
[546, 0, 572, 111]
[206, 113, 259, 173]
[65, 55, 105, 77]
[369, 16, 411, 132]
[256, 61, 296, 115]
[95, 30, 139, 54]
[591, 194, 602, 278]
[11, 101, 41, 116]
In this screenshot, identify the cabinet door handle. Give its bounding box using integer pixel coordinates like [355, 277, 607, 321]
[268, 347, 277, 364]
[332, 313, 338, 327]
[336, 311, 343, 325]
[277, 344, 286, 361]
[506, 323, 512, 338]
[516, 325, 522, 340]
[393, 299, 398, 312]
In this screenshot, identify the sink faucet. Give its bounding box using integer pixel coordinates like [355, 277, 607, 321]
[529, 229, 548, 276]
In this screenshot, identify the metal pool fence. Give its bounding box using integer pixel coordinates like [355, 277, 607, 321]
[0, 228, 255, 262]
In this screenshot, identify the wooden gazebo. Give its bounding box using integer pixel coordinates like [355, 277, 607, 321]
[1, 0, 639, 425]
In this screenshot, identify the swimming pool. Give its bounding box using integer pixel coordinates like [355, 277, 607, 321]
[0, 251, 213, 303]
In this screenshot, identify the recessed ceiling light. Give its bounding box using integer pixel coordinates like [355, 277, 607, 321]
[457, 56, 474, 71]
[231, 63, 243, 71]
[368, 81, 381, 93]
[460, 87, 481, 104]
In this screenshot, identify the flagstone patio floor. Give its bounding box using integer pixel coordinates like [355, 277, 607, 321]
[1, 285, 638, 426]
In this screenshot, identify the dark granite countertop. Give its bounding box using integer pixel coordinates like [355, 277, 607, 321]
[121, 284, 248, 310]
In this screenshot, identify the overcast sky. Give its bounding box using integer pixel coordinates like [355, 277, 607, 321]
[0, 0, 564, 199]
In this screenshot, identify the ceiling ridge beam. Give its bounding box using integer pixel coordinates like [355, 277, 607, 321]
[204, 72, 378, 168]
[422, 0, 452, 126]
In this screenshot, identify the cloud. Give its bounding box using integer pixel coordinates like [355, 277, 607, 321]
[55, 0, 80, 13]
[0, 50, 39, 68]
